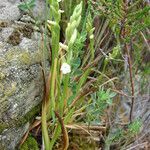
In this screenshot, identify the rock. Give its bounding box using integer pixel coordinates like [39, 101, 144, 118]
[0, 0, 46, 21]
[1, 27, 14, 41]
[0, 123, 29, 150]
[33, 0, 46, 20]
[0, 0, 48, 149]
[0, 21, 50, 149]
[0, 0, 21, 21]
[20, 0, 46, 21]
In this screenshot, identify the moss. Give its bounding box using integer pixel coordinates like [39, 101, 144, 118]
[0, 83, 4, 91]
[0, 72, 5, 80]
[5, 49, 42, 66]
[5, 49, 17, 61]
[18, 51, 45, 66]
[19, 52, 31, 65]
[0, 104, 41, 134]
[0, 59, 6, 66]
[0, 143, 6, 150]
[19, 141, 28, 150]
[17, 104, 41, 127]
[19, 136, 39, 150]
[0, 122, 8, 133]
[4, 82, 17, 97]
[68, 135, 98, 150]
[7, 29, 21, 46]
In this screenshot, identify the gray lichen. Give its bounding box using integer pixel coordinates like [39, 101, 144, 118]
[0, 20, 49, 149]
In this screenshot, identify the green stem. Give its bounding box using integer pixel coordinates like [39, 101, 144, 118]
[50, 58, 58, 115]
[42, 103, 50, 150]
[63, 75, 69, 105]
[90, 38, 95, 61]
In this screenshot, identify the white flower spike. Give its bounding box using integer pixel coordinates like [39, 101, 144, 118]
[61, 63, 71, 74]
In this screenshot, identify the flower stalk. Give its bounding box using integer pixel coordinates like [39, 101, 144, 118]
[42, 1, 83, 150]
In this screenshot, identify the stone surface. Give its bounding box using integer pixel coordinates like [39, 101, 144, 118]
[0, 123, 29, 150]
[0, 20, 49, 149]
[0, 0, 46, 21]
[0, 0, 21, 21]
[33, 0, 46, 19]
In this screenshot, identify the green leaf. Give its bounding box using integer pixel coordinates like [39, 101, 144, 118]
[74, 69, 83, 76]
[128, 119, 142, 135]
[18, 4, 28, 11]
[18, 0, 35, 12]
[67, 94, 76, 105]
[71, 57, 81, 70]
[76, 68, 91, 93]
[107, 98, 113, 105]
[109, 92, 116, 98]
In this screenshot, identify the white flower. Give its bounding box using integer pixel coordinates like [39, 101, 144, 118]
[36, 116, 41, 120]
[90, 34, 94, 39]
[58, 9, 64, 13]
[60, 63, 71, 74]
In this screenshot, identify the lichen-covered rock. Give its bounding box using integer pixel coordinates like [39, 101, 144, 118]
[0, 0, 21, 21]
[0, 0, 48, 149]
[0, 20, 49, 149]
[0, 0, 46, 21]
[33, 0, 46, 20]
[0, 123, 29, 150]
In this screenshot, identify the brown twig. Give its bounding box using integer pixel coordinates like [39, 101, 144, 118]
[54, 111, 69, 150]
[65, 124, 106, 132]
[121, 0, 135, 123]
[83, 54, 102, 71]
[125, 44, 135, 122]
[19, 120, 41, 146]
[111, 89, 134, 99]
[126, 142, 148, 150]
[70, 77, 118, 108]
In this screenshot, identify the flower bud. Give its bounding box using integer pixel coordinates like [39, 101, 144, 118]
[59, 42, 68, 50]
[69, 29, 77, 45]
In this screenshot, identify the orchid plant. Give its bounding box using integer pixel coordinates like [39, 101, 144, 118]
[42, 1, 84, 150]
[17, 0, 148, 149]
[42, 1, 116, 149]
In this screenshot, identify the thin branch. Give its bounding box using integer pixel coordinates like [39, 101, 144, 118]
[110, 89, 134, 99]
[126, 142, 148, 150]
[125, 43, 135, 123]
[54, 111, 69, 150]
[70, 77, 118, 108]
[121, 0, 135, 123]
[66, 124, 106, 132]
[140, 31, 150, 52]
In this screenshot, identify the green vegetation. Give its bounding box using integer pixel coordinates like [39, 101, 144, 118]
[19, 136, 39, 150]
[0, 105, 40, 134]
[16, 0, 149, 149]
[18, 0, 36, 13]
